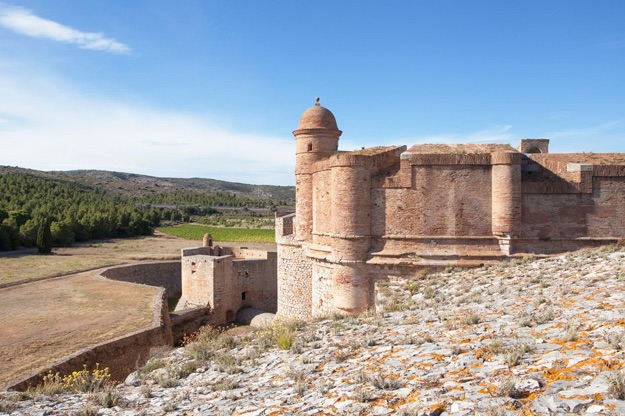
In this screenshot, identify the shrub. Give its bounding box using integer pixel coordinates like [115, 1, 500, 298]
[62, 364, 111, 393]
[498, 377, 521, 398]
[608, 370, 625, 400]
[214, 352, 241, 374]
[564, 322, 579, 342]
[463, 312, 480, 326]
[185, 326, 224, 360]
[98, 386, 119, 408]
[273, 323, 296, 350]
[605, 331, 625, 351]
[489, 338, 505, 354]
[367, 373, 403, 390]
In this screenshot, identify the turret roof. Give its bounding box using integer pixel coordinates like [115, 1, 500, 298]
[297, 98, 339, 131]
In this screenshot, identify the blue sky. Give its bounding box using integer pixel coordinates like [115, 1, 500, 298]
[0, 1, 624, 185]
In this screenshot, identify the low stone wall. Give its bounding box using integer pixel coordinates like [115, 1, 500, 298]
[170, 307, 214, 345]
[7, 288, 173, 391]
[101, 261, 181, 297]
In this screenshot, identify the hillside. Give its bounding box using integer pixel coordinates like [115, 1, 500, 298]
[0, 166, 292, 251]
[3, 245, 625, 415]
[0, 166, 295, 203]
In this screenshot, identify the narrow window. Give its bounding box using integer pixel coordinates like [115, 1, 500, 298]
[241, 291, 246, 300]
[307, 143, 313, 152]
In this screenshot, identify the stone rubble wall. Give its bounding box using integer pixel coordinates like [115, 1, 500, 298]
[311, 261, 333, 317]
[276, 237, 312, 320]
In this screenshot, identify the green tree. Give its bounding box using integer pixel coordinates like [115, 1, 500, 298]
[19, 218, 39, 247]
[0, 227, 12, 251]
[0, 218, 19, 250]
[51, 221, 75, 246]
[37, 218, 53, 254]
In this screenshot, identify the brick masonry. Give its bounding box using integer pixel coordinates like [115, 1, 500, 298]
[275, 100, 625, 320]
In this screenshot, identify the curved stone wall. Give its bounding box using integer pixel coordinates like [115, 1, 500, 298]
[101, 261, 181, 297]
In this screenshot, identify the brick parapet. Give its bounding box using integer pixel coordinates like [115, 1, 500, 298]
[401, 153, 493, 166]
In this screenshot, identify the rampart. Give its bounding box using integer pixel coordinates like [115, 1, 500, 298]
[101, 261, 181, 297]
[276, 100, 625, 320]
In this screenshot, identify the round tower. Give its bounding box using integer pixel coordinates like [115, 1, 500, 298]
[491, 152, 522, 255]
[329, 161, 372, 315]
[292, 98, 342, 241]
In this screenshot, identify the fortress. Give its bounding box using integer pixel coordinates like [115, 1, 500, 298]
[177, 99, 625, 323]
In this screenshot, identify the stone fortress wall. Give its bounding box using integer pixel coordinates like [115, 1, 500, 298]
[176, 238, 278, 324]
[276, 98, 625, 320]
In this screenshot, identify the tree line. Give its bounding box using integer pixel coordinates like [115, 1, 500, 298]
[0, 173, 161, 251]
[0, 172, 287, 252]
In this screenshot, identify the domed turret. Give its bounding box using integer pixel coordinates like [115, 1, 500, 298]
[293, 98, 342, 241]
[296, 97, 340, 132]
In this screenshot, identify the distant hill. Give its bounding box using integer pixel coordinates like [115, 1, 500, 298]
[0, 166, 295, 203]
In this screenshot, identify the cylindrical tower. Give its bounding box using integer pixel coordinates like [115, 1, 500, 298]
[491, 152, 522, 255]
[293, 98, 341, 242]
[329, 162, 372, 315]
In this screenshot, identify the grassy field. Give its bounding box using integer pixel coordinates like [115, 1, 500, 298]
[157, 224, 275, 243]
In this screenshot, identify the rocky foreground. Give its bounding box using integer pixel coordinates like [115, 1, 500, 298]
[2, 246, 625, 416]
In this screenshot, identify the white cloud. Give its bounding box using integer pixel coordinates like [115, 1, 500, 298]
[0, 67, 294, 185]
[0, 4, 130, 54]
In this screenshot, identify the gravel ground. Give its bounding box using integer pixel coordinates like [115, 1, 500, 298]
[2, 245, 625, 416]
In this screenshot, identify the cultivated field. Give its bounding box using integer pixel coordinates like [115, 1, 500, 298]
[158, 224, 275, 243]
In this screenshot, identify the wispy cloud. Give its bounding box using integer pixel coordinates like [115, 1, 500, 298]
[591, 39, 625, 51]
[549, 120, 622, 139]
[548, 120, 624, 153]
[0, 67, 294, 185]
[0, 3, 130, 54]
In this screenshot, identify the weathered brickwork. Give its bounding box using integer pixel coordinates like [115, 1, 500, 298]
[275, 99, 625, 320]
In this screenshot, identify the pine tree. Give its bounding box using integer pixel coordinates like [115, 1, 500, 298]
[37, 218, 52, 254]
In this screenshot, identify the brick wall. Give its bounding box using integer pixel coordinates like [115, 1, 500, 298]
[372, 165, 492, 238]
[521, 177, 625, 242]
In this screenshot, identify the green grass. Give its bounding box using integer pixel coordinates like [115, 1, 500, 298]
[158, 224, 275, 243]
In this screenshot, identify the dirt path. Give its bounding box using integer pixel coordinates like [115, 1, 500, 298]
[0, 270, 158, 388]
